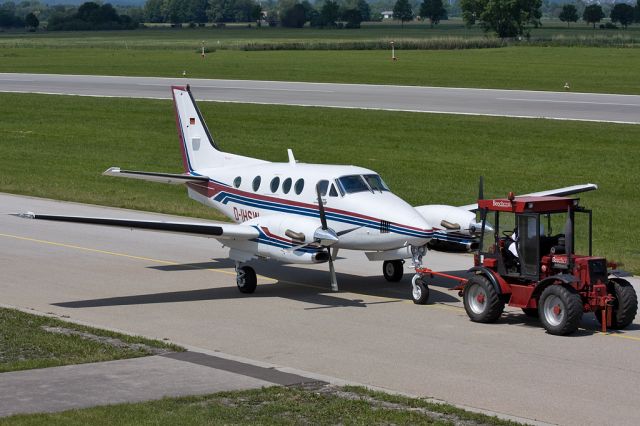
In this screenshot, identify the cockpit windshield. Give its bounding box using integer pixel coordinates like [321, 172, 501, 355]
[337, 175, 370, 194]
[337, 174, 390, 194]
[363, 174, 390, 192]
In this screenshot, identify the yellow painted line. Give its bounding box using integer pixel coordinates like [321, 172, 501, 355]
[594, 331, 640, 342]
[0, 232, 277, 283]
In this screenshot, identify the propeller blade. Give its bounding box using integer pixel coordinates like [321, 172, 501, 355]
[478, 175, 484, 201]
[336, 226, 361, 236]
[328, 247, 338, 292]
[315, 183, 328, 230]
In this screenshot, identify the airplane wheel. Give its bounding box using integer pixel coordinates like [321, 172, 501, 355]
[411, 275, 429, 305]
[236, 266, 257, 294]
[383, 260, 404, 282]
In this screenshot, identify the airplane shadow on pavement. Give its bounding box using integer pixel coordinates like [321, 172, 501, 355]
[52, 258, 462, 309]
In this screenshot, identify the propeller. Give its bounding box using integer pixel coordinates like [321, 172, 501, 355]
[315, 183, 339, 291]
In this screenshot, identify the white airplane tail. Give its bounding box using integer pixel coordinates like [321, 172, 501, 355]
[172, 85, 225, 172]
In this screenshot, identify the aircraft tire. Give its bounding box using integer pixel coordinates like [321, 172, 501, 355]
[383, 260, 404, 282]
[237, 266, 257, 294]
[411, 275, 429, 305]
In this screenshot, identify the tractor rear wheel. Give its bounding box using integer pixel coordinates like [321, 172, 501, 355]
[538, 285, 582, 335]
[463, 275, 504, 323]
[594, 279, 638, 329]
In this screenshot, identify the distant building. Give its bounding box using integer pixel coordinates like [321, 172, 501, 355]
[382, 11, 393, 19]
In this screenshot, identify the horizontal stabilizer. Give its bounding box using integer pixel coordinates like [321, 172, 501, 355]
[103, 167, 209, 185]
[16, 212, 258, 240]
[457, 183, 598, 211]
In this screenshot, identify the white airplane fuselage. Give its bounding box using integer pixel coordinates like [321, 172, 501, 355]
[185, 161, 434, 264]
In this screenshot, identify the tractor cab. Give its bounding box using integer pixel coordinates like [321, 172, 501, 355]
[476, 195, 591, 282]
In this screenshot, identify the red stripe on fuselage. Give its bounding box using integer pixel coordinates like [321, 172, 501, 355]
[203, 181, 429, 233]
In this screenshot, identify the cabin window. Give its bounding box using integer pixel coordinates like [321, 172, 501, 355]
[294, 178, 305, 195]
[364, 174, 390, 192]
[270, 177, 280, 193]
[282, 177, 292, 194]
[329, 184, 339, 197]
[337, 175, 369, 194]
[317, 180, 329, 196]
[233, 176, 241, 188]
[252, 176, 261, 192]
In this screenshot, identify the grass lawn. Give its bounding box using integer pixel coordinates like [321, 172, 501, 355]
[1, 22, 640, 94]
[1, 93, 638, 271]
[0, 308, 181, 373]
[0, 384, 520, 425]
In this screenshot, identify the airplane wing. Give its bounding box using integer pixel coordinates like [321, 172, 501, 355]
[456, 183, 598, 211]
[16, 212, 258, 240]
[103, 167, 209, 185]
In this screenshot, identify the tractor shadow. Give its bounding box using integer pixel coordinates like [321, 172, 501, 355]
[52, 258, 461, 309]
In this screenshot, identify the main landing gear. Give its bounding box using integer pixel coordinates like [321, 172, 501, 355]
[236, 263, 257, 294]
[383, 260, 404, 282]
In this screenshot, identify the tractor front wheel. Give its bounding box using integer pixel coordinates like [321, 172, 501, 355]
[538, 285, 582, 335]
[463, 275, 504, 323]
[594, 279, 638, 330]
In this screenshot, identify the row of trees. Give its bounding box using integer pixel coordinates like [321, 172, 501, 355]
[460, 0, 640, 38]
[48, 2, 138, 30]
[391, 0, 447, 27]
[560, 2, 640, 29]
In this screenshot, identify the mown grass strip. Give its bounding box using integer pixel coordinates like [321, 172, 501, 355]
[0, 383, 522, 425]
[1, 46, 639, 94]
[0, 93, 638, 272]
[0, 308, 182, 373]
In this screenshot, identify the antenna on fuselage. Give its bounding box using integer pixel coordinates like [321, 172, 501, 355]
[287, 149, 296, 166]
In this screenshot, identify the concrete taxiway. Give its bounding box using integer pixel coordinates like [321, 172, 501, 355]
[2, 192, 640, 425]
[1, 73, 639, 124]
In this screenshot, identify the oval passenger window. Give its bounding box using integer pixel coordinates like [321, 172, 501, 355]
[270, 177, 280, 193]
[252, 176, 261, 192]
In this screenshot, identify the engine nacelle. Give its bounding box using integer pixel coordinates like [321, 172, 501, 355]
[224, 215, 329, 264]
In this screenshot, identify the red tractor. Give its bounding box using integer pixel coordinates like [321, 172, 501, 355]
[416, 194, 637, 335]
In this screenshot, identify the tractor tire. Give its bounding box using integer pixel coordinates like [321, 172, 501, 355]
[383, 260, 404, 282]
[538, 285, 583, 335]
[463, 275, 504, 323]
[411, 275, 430, 305]
[594, 279, 638, 330]
[522, 308, 539, 318]
[236, 266, 257, 294]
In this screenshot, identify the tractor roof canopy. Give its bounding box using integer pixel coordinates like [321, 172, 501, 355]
[478, 196, 579, 213]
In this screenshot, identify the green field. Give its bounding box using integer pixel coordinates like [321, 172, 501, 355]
[1, 22, 640, 93]
[0, 308, 180, 373]
[1, 93, 638, 272]
[0, 385, 518, 425]
[1, 46, 639, 94]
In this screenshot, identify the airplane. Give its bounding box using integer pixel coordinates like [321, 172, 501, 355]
[18, 85, 598, 295]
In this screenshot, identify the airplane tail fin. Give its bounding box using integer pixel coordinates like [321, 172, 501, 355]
[172, 85, 224, 172]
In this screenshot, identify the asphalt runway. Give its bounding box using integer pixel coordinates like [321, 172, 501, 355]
[2, 193, 640, 425]
[1, 73, 639, 124]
